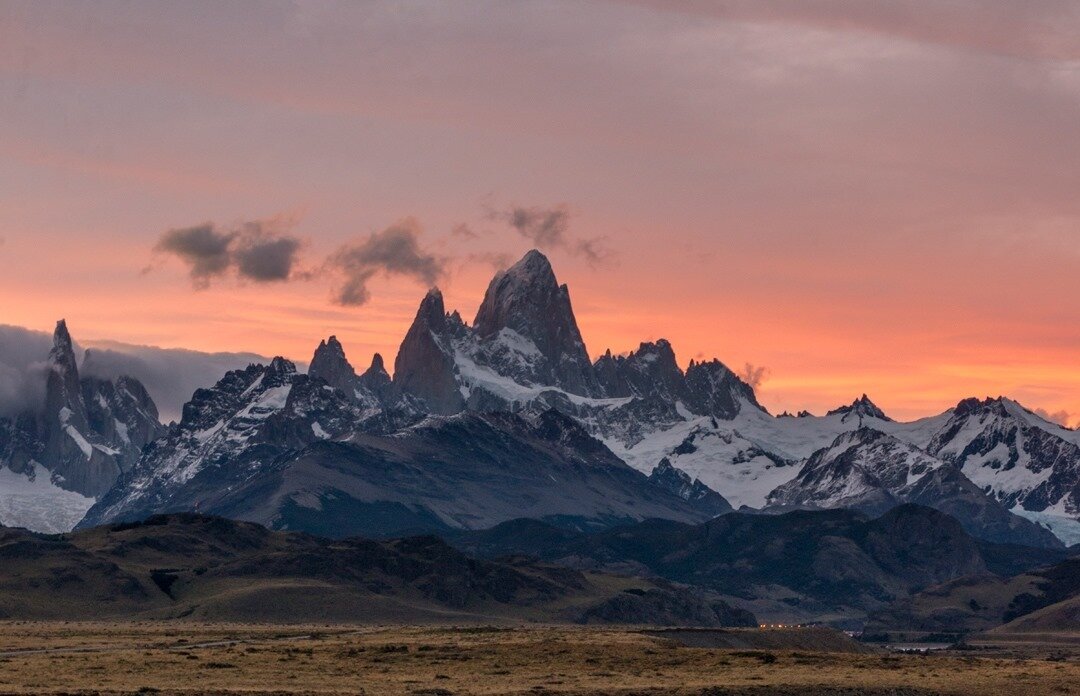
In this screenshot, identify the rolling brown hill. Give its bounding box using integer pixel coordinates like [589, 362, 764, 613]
[0, 514, 754, 627]
[866, 556, 1080, 634]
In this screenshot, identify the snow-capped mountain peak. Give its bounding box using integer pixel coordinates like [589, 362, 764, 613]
[767, 427, 941, 514]
[765, 426, 1062, 547]
[925, 395, 1080, 523]
[826, 394, 892, 423]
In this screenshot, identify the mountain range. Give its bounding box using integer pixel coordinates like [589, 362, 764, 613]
[1, 249, 1078, 554]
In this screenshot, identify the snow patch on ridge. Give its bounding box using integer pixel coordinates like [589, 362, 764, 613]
[64, 425, 93, 459]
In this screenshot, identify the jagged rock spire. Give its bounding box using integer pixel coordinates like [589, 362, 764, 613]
[594, 339, 687, 402]
[43, 319, 88, 434]
[473, 249, 598, 395]
[358, 352, 397, 404]
[393, 286, 465, 414]
[33, 320, 166, 500]
[309, 335, 358, 394]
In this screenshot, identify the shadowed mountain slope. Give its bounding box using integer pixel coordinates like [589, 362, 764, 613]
[0, 514, 754, 626]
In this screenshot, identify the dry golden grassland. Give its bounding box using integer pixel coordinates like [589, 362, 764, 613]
[0, 623, 1075, 695]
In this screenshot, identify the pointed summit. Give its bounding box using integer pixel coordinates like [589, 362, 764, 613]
[394, 287, 465, 414]
[473, 249, 597, 395]
[358, 352, 396, 404]
[827, 394, 891, 422]
[309, 335, 358, 394]
[44, 319, 85, 428]
[506, 248, 556, 282]
[415, 286, 448, 331]
[48, 319, 79, 378]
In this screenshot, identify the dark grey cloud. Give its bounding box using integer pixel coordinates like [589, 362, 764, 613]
[154, 224, 234, 287]
[464, 251, 515, 273]
[505, 205, 570, 247]
[496, 204, 613, 267]
[152, 215, 446, 306]
[573, 237, 613, 267]
[232, 220, 303, 282]
[152, 218, 304, 287]
[328, 218, 446, 306]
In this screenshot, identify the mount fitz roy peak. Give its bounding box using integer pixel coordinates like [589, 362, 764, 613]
[393, 249, 762, 419]
[0, 321, 163, 532]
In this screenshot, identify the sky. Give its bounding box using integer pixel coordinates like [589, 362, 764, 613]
[1, 0, 1078, 424]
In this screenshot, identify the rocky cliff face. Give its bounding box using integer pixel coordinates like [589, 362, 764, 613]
[391, 251, 767, 454]
[393, 252, 604, 413]
[16, 321, 162, 496]
[683, 359, 764, 420]
[826, 395, 893, 423]
[393, 289, 466, 414]
[473, 249, 599, 396]
[309, 335, 405, 411]
[358, 352, 396, 404]
[308, 335, 357, 395]
[593, 340, 687, 403]
[768, 428, 942, 515]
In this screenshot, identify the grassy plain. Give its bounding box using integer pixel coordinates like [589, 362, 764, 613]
[0, 623, 1075, 695]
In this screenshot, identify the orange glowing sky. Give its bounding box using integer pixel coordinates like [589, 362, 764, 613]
[2, 1, 1079, 424]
